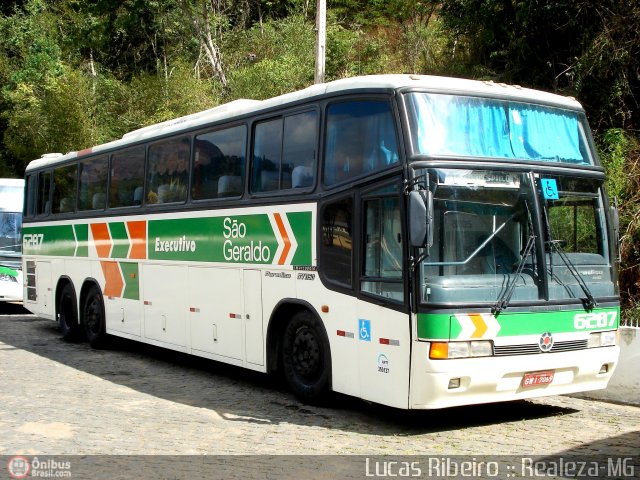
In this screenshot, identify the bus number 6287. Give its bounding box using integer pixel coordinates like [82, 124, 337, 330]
[574, 312, 617, 330]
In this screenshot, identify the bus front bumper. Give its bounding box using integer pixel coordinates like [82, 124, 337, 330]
[409, 343, 619, 409]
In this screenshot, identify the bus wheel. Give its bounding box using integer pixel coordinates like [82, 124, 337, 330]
[58, 283, 81, 340]
[282, 310, 331, 404]
[83, 285, 107, 348]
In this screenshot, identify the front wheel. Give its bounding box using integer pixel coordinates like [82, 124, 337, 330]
[83, 285, 107, 348]
[282, 310, 331, 404]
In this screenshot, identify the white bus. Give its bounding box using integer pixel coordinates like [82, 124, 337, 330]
[0, 178, 24, 302]
[22, 75, 620, 409]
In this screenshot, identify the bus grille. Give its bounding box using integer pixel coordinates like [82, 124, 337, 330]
[493, 339, 588, 356]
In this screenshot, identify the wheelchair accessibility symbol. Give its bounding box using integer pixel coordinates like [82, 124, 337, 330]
[359, 319, 371, 342]
[541, 178, 559, 200]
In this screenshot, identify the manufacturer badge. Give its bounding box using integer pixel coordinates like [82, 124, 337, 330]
[539, 332, 554, 352]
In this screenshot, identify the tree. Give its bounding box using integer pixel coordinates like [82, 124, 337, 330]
[176, 0, 230, 88]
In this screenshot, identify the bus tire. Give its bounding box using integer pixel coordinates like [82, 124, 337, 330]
[58, 283, 81, 341]
[83, 285, 107, 349]
[282, 310, 331, 404]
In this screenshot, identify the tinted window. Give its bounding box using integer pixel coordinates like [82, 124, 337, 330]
[320, 197, 353, 287]
[24, 174, 36, 217]
[37, 171, 51, 216]
[78, 156, 108, 211]
[110, 147, 145, 208]
[284, 112, 317, 189]
[252, 118, 283, 192]
[193, 125, 246, 199]
[147, 137, 190, 204]
[251, 111, 317, 193]
[324, 101, 399, 186]
[52, 164, 77, 214]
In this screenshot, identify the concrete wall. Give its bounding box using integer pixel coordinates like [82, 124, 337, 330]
[577, 327, 640, 406]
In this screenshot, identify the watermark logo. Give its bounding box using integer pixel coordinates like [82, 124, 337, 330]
[7, 457, 72, 478]
[7, 456, 30, 479]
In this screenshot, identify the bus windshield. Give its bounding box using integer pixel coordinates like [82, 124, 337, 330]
[0, 183, 23, 259]
[0, 212, 22, 257]
[419, 169, 614, 306]
[405, 93, 593, 165]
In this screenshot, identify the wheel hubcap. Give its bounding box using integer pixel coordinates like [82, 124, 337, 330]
[292, 327, 321, 379]
[85, 298, 100, 334]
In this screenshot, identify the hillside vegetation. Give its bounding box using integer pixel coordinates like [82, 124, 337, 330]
[1, 0, 638, 316]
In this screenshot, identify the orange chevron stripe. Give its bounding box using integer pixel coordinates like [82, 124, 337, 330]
[91, 223, 112, 258]
[469, 313, 488, 338]
[100, 261, 123, 297]
[273, 213, 291, 265]
[127, 220, 147, 259]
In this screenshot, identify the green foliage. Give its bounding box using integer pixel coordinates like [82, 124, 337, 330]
[123, 61, 219, 128]
[225, 15, 315, 99]
[3, 66, 96, 161]
[601, 131, 640, 308]
[598, 129, 629, 202]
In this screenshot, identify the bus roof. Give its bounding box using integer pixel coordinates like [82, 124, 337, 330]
[0, 178, 24, 211]
[0, 178, 25, 187]
[26, 74, 584, 171]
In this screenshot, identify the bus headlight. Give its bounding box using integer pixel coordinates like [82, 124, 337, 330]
[588, 330, 617, 348]
[430, 341, 493, 359]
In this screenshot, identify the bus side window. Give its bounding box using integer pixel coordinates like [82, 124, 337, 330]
[36, 171, 51, 216]
[251, 111, 317, 194]
[25, 174, 37, 218]
[252, 118, 283, 193]
[147, 137, 190, 204]
[324, 100, 399, 187]
[110, 147, 145, 208]
[52, 163, 78, 214]
[284, 111, 317, 189]
[78, 156, 107, 211]
[192, 124, 246, 200]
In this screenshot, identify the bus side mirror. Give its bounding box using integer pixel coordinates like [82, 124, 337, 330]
[409, 190, 433, 248]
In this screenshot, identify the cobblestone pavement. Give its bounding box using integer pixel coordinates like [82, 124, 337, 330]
[0, 308, 638, 458]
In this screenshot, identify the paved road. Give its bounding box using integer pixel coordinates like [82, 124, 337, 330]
[0, 307, 638, 461]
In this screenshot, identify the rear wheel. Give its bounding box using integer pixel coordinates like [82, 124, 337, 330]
[83, 285, 107, 348]
[282, 310, 331, 404]
[58, 283, 81, 340]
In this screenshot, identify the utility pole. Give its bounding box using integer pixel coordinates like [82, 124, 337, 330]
[314, 0, 326, 84]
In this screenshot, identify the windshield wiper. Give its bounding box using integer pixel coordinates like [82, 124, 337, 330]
[492, 201, 536, 315]
[492, 232, 536, 315]
[546, 240, 598, 310]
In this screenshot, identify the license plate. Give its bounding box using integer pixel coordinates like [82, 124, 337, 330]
[522, 370, 555, 387]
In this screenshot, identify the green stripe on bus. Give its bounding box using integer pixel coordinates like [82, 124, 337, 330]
[109, 222, 129, 259]
[24, 211, 314, 265]
[416, 313, 451, 340]
[148, 213, 312, 265]
[23, 225, 76, 256]
[73, 224, 88, 257]
[0, 266, 18, 278]
[120, 262, 139, 300]
[418, 307, 620, 340]
[288, 211, 312, 266]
